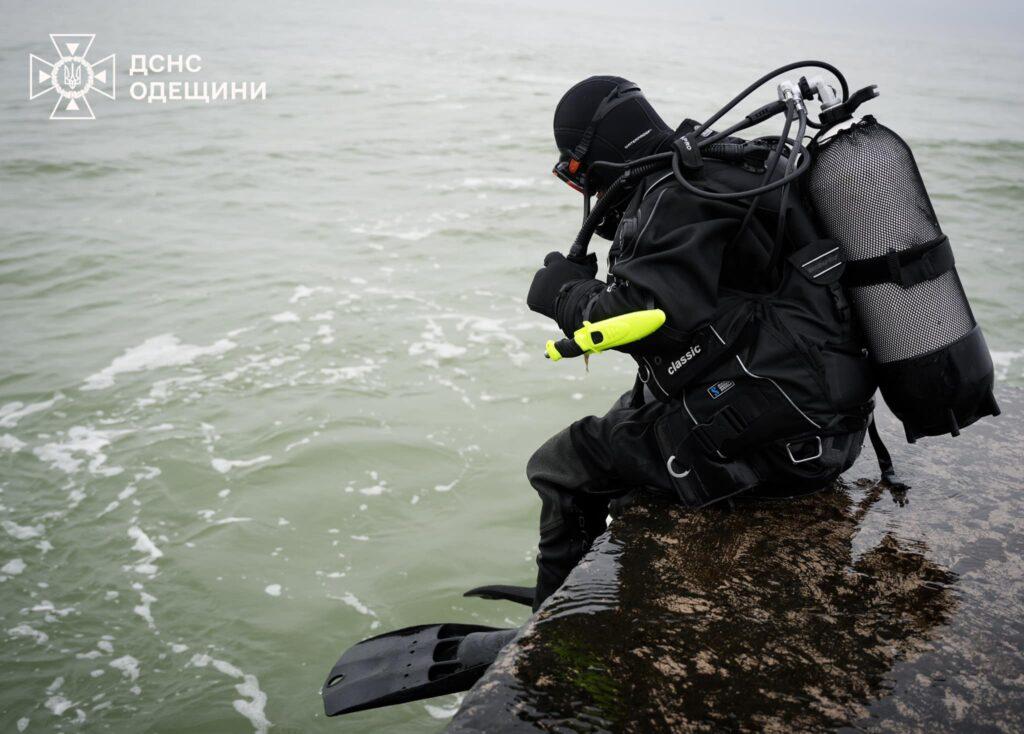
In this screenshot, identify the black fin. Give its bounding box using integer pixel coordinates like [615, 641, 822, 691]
[463, 584, 535, 606]
[322, 624, 516, 716]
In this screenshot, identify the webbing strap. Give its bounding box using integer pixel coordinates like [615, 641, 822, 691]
[867, 412, 897, 484]
[843, 235, 954, 289]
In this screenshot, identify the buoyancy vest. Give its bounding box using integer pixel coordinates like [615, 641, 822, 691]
[605, 162, 877, 505]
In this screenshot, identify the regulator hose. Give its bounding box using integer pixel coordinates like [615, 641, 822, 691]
[696, 60, 848, 135]
[567, 159, 669, 261]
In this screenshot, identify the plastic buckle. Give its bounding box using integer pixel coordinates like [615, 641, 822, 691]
[886, 249, 907, 289]
[692, 406, 745, 460]
[786, 436, 823, 464]
[829, 283, 850, 322]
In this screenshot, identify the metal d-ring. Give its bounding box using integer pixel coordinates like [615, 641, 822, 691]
[666, 455, 691, 478]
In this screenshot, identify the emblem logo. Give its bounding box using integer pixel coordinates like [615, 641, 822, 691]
[707, 380, 735, 399]
[29, 34, 116, 120]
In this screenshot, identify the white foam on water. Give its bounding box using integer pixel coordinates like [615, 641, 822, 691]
[135, 466, 161, 481]
[450, 176, 537, 190]
[102, 478, 146, 516]
[408, 319, 467, 367]
[211, 455, 271, 474]
[127, 526, 163, 577]
[269, 311, 300, 323]
[424, 693, 465, 719]
[140, 374, 206, 406]
[319, 364, 376, 384]
[8, 623, 48, 645]
[33, 426, 127, 476]
[0, 434, 27, 452]
[30, 600, 75, 620]
[310, 310, 334, 321]
[0, 394, 63, 429]
[264, 584, 282, 597]
[213, 516, 251, 525]
[991, 349, 1024, 379]
[316, 324, 335, 345]
[3, 520, 44, 541]
[3, 558, 26, 575]
[332, 592, 379, 629]
[358, 481, 386, 496]
[350, 223, 433, 241]
[349, 535, 369, 541]
[109, 655, 141, 682]
[169, 643, 189, 653]
[82, 334, 236, 391]
[44, 695, 74, 716]
[188, 653, 270, 734]
[16, 717, 28, 732]
[133, 589, 157, 629]
[289, 285, 332, 303]
[434, 480, 456, 492]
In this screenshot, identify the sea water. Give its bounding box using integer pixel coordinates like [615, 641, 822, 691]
[1, 1, 1021, 732]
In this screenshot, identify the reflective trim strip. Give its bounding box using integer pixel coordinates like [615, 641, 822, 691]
[734, 354, 821, 429]
[814, 260, 843, 276]
[681, 391, 698, 425]
[640, 355, 670, 398]
[642, 171, 673, 199]
[636, 189, 667, 246]
[713, 318, 819, 429]
[801, 246, 840, 267]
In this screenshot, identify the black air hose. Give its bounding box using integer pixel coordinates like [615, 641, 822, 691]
[567, 160, 668, 261]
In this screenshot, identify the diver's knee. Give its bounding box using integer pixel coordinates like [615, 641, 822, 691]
[526, 428, 571, 486]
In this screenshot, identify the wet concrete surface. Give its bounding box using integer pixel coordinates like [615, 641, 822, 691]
[449, 388, 1023, 733]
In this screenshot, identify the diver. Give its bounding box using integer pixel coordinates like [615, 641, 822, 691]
[524, 75, 874, 609]
[321, 65, 997, 719]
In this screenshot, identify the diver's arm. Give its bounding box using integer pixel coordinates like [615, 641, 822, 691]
[528, 251, 655, 338]
[554, 276, 652, 338]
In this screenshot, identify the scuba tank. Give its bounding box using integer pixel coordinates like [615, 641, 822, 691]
[806, 117, 1000, 442]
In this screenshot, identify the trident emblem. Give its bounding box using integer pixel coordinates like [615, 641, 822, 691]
[63, 63, 82, 90]
[29, 34, 115, 120]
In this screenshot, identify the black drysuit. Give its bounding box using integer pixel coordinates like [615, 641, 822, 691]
[527, 166, 870, 608]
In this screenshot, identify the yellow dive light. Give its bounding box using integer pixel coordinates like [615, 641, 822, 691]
[546, 308, 666, 361]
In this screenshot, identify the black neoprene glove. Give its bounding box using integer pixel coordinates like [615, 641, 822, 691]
[526, 251, 598, 320]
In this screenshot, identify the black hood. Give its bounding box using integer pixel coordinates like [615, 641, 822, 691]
[553, 75, 673, 191]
